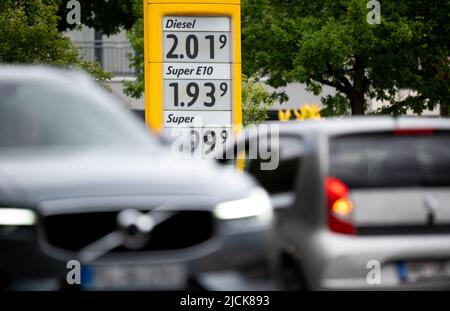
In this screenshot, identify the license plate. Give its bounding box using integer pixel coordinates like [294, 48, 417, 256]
[398, 261, 450, 283]
[81, 263, 187, 290]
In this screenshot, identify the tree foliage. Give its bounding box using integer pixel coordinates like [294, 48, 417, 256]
[123, 0, 144, 99]
[242, 75, 275, 126]
[242, 0, 450, 115]
[0, 0, 112, 88]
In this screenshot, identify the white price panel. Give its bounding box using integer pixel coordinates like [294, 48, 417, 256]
[162, 16, 233, 154]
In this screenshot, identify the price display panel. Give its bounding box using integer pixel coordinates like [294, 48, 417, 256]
[144, 0, 242, 156]
[163, 16, 232, 154]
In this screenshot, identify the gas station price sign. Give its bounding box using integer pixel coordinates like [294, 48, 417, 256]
[144, 0, 242, 155]
[163, 16, 232, 128]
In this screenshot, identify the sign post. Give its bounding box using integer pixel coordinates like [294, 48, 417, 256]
[144, 0, 242, 155]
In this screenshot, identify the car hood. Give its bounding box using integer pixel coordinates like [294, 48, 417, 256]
[0, 147, 256, 207]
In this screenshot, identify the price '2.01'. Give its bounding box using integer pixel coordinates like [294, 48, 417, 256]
[166, 34, 228, 60]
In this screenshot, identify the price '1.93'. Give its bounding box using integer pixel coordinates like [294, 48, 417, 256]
[169, 81, 228, 107]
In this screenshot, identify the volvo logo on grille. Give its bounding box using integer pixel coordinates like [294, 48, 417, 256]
[79, 209, 175, 262]
[116, 209, 176, 250]
[117, 209, 156, 249]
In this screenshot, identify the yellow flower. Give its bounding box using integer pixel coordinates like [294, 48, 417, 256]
[309, 104, 322, 119]
[301, 105, 312, 119]
[299, 104, 321, 120]
[293, 109, 304, 120]
[278, 109, 292, 121]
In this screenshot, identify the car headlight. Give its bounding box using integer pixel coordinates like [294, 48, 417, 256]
[0, 208, 36, 226]
[214, 188, 273, 221]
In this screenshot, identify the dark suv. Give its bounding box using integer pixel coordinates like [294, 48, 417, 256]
[0, 66, 273, 290]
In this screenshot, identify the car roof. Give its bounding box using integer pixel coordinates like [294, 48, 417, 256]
[0, 65, 95, 89]
[268, 117, 450, 136]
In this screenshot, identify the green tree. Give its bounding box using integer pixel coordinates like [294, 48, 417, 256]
[242, 75, 274, 125]
[0, 0, 112, 88]
[123, 0, 144, 99]
[242, 0, 450, 115]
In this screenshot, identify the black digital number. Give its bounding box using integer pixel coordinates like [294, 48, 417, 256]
[166, 34, 178, 59]
[219, 35, 227, 49]
[169, 82, 179, 106]
[204, 130, 216, 154]
[186, 82, 200, 107]
[186, 35, 199, 59]
[204, 82, 216, 107]
[205, 35, 215, 59]
[220, 82, 228, 97]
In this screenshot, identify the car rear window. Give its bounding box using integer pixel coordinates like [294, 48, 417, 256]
[329, 132, 450, 188]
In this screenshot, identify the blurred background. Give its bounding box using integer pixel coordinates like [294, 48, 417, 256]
[0, 0, 449, 291]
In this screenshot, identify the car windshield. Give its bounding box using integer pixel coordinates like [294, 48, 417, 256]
[0, 81, 155, 148]
[330, 132, 450, 188]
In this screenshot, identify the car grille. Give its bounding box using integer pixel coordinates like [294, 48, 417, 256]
[42, 211, 214, 252]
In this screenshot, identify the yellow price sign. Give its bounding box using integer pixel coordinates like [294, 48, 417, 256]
[144, 0, 242, 154]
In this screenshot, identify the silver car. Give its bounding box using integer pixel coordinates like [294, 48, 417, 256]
[222, 118, 450, 290]
[0, 66, 273, 291]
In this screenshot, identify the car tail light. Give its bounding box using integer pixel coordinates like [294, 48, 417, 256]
[325, 177, 355, 235]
